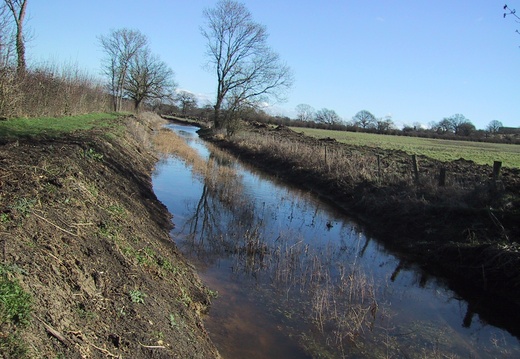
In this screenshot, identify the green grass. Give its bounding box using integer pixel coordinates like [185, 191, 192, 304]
[0, 266, 33, 358]
[0, 113, 124, 139]
[293, 127, 520, 168]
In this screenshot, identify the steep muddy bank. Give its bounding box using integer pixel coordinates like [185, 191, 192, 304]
[0, 114, 220, 358]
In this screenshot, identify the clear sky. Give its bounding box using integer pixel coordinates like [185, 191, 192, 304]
[27, 0, 520, 129]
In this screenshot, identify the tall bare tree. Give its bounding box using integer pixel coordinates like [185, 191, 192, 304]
[315, 108, 341, 125]
[295, 103, 315, 122]
[487, 120, 503, 134]
[353, 110, 377, 129]
[201, 0, 293, 129]
[176, 90, 197, 116]
[0, 3, 11, 65]
[99, 28, 147, 111]
[125, 46, 176, 112]
[376, 115, 395, 132]
[3, 0, 27, 75]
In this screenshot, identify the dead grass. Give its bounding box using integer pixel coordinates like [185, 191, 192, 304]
[158, 124, 381, 356]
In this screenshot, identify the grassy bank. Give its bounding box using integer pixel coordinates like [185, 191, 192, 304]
[0, 112, 123, 139]
[0, 113, 220, 358]
[294, 127, 520, 168]
[200, 123, 520, 302]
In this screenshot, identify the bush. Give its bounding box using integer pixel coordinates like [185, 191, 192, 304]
[0, 62, 111, 119]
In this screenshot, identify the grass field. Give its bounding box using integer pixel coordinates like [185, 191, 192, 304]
[0, 113, 123, 139]
[292, 127, 520, 168]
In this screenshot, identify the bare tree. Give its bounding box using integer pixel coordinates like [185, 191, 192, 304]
[376, 115, 395, 132]
[201, 0, 293, 129]
[125, 46, 176, 112]
[3, 0, 27, 75]
[487, 120, 503, 134]
[176, 90, 197, 116]
[504, 4, 520, 34]
[353, 110, 377, 129]
[99, 28, 147, 112]
[315, 108, 341, 125]
[0, 3, 13, 66]
[295, 103, 315, 122]
[436, 114, 473, 135]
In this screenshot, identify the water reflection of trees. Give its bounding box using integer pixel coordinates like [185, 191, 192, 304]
[181, 153, 260, 261]
[177, 154, 380, 356]
[164, 126, 520, 358]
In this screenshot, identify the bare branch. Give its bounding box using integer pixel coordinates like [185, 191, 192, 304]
[3, 0, 27, 74]
[201, 0, 293, 129]
[98, 28, 148, 111]
[125, 46, 176, 112]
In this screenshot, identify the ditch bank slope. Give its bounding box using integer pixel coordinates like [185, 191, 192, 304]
[0, 114, 220, 358]
[200, 123, 520, 304]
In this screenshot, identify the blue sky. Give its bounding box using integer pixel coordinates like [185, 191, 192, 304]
[27, 0, 519, 129]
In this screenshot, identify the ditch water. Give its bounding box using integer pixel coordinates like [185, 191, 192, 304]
[152, 123, 520, 358]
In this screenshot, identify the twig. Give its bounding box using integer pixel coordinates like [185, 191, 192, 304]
[35, 316, 71, 346]
[30, 211, 78, 237]
[139, 342, 166, 349]
[90, 343, 120, 358]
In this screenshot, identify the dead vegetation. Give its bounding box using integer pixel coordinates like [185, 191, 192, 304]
[200, 122, 520, 301]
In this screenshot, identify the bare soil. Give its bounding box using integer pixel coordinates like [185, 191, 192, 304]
[0, 115, 220, 358]
[200, 122, 520, 304]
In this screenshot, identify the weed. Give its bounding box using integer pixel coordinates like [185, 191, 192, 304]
[169, 313, 178, 328]
[86, 183, 98, 197]
[107, 204, 126, 217]
[97, 221, 119, 240]
[207, 289, 219, 299]
[0, 274, 32, 326]
[0, 271, 32, 357]
[177, 288, 192, 307]
[143, 247, 155, 258]
[157, 257, 174, 272]
[10, 198, 36, 217]
[76, 304, 97, 320]
[83, 148, 104, 161]
[1, 213, 11, 223]
[129, 289, 146, 304]
[153, 331, 164, 340]
[43, 183, 58, 194]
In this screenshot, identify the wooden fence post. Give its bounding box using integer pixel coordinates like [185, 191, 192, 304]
[438, 167, 446, 187]
[324, 145, 328, 169]
[377, 154, 381, 183]
[412, 155, 419, 184]
[493, 161, 502, 180]
[492, 161, 502, 189]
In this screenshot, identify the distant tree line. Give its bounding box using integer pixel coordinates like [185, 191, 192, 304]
[159, 98, 519, 145]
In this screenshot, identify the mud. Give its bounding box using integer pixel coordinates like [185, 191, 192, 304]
[0, 114, 220, 358]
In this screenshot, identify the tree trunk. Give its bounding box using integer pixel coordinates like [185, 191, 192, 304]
[7, 0, 28, 76]
[134, 98, 142, 113]
[15, 17, 25, 75]
[213, 96, 224, 129]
